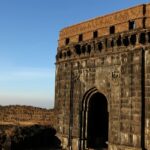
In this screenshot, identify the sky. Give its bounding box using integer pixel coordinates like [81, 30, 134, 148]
[0, 0, 149, 109]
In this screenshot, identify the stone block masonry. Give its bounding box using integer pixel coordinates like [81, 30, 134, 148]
[55, 3, 150, 150]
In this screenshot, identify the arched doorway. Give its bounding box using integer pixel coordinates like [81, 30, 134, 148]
[87, 92, 108, 149]
[80, 88, 108, 150]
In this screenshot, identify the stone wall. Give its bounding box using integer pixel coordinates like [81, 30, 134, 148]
[55, 3, 150, 150]
[58, 4, 150, 47]
[0, 105, 55, 126]
[145, 48, 150, 149]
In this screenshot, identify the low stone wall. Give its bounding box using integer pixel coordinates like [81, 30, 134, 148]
[0, 105, 55, 126]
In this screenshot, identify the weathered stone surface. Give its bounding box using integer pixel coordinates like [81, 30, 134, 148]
[55, 3, 150, 150]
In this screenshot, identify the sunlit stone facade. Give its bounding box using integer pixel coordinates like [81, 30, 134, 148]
[55, 3, 150, 150]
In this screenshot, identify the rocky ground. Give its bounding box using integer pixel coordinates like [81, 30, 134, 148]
[0, 124, 61, 150]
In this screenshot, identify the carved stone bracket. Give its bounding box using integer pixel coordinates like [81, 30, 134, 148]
[111, 66, 121, 86]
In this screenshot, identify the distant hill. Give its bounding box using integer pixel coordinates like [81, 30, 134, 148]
[0, 105, 55, 126]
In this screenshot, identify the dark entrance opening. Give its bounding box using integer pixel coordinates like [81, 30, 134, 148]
[87, 92, 108, 149]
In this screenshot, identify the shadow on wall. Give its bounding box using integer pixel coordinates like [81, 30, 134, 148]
[0, 125, 61, 150]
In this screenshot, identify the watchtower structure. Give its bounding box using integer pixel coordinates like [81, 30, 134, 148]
[55, 3, 150, 150]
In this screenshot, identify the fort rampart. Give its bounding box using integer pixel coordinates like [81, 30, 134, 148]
[55, 3, 150, 150]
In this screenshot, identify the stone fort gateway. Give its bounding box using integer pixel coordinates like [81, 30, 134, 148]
[54, 3, 150, 150]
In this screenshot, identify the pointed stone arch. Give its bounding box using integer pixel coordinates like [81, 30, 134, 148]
[80, 87, 109, 150]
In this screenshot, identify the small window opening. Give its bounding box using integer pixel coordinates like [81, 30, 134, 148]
[117, 36, 122, 46]
[123, 36, 129, 46]
[65, 38, 70, 45]
[130, 34, 136, 45]
[79, 34, 83, 42]
[143, 18, 146, 29]
[110, 26, 115, 34]
[105, 39, 108, 48]
[129, 21, 136, 30]
[67, 50, 71, 57]
[75, 44, 81, 55]
[139, 33, 146, 44]
[63, 52, 66, 58]
[87, 45, 91, 53]
[143, 4, 146, 15]
[111, 39, 114, 47]
[98, 42, 103, 51]
[93, 31, 98, 38]
[148, 32, 150, 43]
[82, 45, 86, 53]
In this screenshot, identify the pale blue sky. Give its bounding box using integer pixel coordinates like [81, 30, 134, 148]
[0, 0, 149, 109]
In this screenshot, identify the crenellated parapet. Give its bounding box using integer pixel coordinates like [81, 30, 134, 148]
[58, 4, 150, 48]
